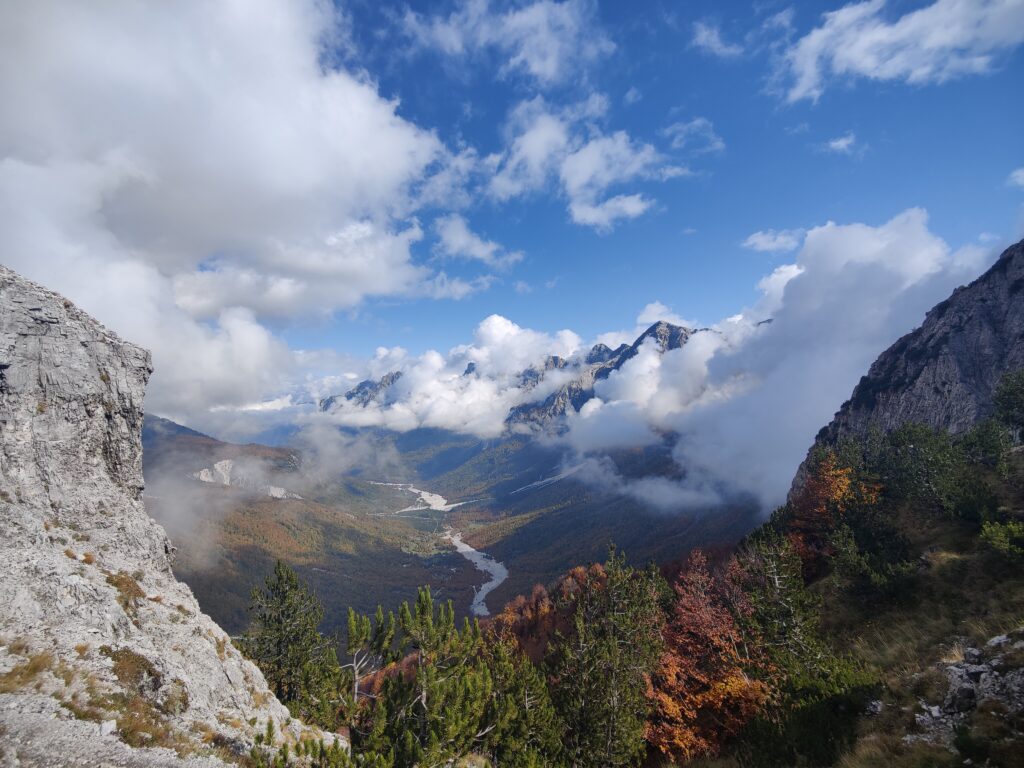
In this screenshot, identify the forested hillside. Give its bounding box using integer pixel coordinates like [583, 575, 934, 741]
[236, 372, 1024, 767]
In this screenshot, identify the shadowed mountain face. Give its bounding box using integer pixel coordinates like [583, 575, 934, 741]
[793, 238, 1024, 491]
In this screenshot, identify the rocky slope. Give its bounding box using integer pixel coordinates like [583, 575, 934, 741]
[795, 238, 1024, 487]
[0, 265, 313, 765]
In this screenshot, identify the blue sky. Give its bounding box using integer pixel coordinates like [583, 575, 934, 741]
[275, 0, 1024, 357]
[2, 0, 1023, 433]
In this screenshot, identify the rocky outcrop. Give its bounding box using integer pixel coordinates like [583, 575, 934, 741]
[0, 265, 312, 765]
[906, 628, 1024, 751]
[793, 239, 1024, 491]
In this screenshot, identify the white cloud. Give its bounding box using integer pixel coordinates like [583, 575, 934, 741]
[742, 228, 806, 252]
[403, 0, 614, 86]
[310, 209, 996, 512]
[435, 214, 523, 269]
[782, 0, 1024, 103]
[636, 301, 694, 328]
[323, 315, 582, 438]
[823, 131, 859, 154]
[490, 99, 678, 231]
[692, 21, 743, 58]
[662, 117, 725, 154]
[623, 86, 643, 105]
[1009, 167, 1024, 188]
[0, 0, 497, 427]
[671, 208, 993, 507]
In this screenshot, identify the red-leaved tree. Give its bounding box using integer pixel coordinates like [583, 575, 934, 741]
[646, 550, 771, 763]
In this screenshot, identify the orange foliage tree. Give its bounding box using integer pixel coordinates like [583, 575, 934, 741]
[787, 451, 855, 580]
[646, 550, 770, 763]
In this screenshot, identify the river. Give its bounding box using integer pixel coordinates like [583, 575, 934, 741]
[373, 481, 509, 617]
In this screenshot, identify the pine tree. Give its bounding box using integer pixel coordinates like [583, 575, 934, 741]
[547, 548, 664, 768]
[363, 587, 494, 766]
[241, 560, 340, 725]
[480, 633, 564, 767]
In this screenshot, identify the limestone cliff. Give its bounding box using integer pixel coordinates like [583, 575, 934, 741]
[0, 265, 305, 766]
[792, 238, 1024, 492]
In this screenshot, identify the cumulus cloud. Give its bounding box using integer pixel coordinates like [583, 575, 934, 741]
[670, 208, 994, 507]
[489, 97, 680, 231]
[782, 0, 1024, 103]
[662, 117, 725, 154]
[323, 315, 582, 438]
[742, 228, 806, 252]
[319, 208, 995, 514]
[435, 214, 524, 269]
[1009, 167, 1024, 188]
[0, 0, 500, 428]
[557, 209, 993, 510]
[403, 0, 614, 86]
[691, 21, 743, 58]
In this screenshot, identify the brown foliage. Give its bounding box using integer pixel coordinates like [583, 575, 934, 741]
[487, 563, 607, 663]
[646, 551, 770, 763]
[787, 452, 856, 579]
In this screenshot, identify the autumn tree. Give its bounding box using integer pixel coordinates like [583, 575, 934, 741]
[646, 550, 770, 763]
[784, 450, 856, 580]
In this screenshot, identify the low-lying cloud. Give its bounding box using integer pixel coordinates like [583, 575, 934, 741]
[316, 207, 998, 511]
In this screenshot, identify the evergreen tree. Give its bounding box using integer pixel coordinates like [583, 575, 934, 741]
[241, 560, 340, 725]
[547, 548, 664, 768]
[480, 633, 564, 767]
[995, 368, 1024, 437]
[731, 533, 875, 767]
[363, 587, 494, 766]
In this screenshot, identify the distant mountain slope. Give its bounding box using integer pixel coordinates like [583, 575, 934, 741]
[794, 238, 1024, 489]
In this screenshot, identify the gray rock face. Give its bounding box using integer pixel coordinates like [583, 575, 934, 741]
[0, 265, 311, 765]
[320, 370, 404, 411]
[793, 239, 1024, 491]
[508, 322, 707, 430]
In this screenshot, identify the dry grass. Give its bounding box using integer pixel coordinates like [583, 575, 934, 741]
[938, 641, 965, 664]
[99, 645, 161, 693]
[74, 643, 90, 659]
[835, 733, 958, 768]
[106, 571, 145, 618]
[63, 548, 76, 560]
[82, 551, 96, 565]
[0, 652, 55, 693]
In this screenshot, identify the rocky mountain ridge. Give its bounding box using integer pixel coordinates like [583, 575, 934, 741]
[0, 265, 314, 766]
[318, 320, 710, 431]
[793, 238, 1024, 491]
